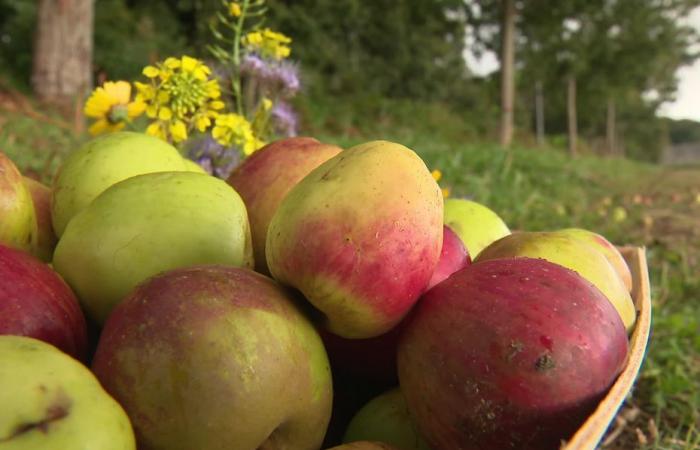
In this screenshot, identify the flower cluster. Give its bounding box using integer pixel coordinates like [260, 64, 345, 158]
[242, 28, 292, 60]
[212, 113, 264, 155]
[134, 56, 225, 143]
[83, 0, 299, 177]
[84, 81, 144, 135]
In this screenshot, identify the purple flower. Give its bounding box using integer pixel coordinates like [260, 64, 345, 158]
[271, 61, 300, 98]
[271, 101, 298, 137]
[185, 135, 241, 179]
[240, 54, 273, 81]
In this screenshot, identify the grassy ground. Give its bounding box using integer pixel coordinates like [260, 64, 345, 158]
[2, 93, 699, 449]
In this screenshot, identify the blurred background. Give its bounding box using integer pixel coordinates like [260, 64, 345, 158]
[1, 1, 699, 449]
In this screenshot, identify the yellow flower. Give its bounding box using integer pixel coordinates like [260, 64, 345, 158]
[84, 81, 145, 136]
[243, 28, 292, 60]
[431, 169, 442, 182]
[229, 2, 241, 17]
[137, 56, 223, 144]
[212, 113, 260, 152]
[441, 187, 451, 198]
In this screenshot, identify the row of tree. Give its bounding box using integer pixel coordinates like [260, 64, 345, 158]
[487, 0, 700, 156]
[2, 0, 698, 160]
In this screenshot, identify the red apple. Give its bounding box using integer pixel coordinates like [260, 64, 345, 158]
[426, 225, 471, 290]
[227, 137, 342, 274]
[0, 244, 87, 360]
[398, 257, 628, 450]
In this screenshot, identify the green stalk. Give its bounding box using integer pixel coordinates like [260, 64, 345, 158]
[231, 0, 250, 116]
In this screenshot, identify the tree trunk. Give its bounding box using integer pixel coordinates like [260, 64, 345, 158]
[535, 80, 545, 146]
[606, 97, 616, 156]
[499, 0, 516, 148]
[567, 75, 577, 157]
[32, 0, 94, 111]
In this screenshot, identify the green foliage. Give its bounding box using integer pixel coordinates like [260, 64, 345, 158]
[93, 0, 190, 81]
[667, 119, 700, 144]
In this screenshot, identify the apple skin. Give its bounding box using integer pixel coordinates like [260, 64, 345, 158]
[475, 231, 636, 331]
[397, 258, 628, 450]
[426, 225, 471, 290]
[343, 388, 430, 450]
[227, 136, 342, 274]
[0, 244, 87, 361]
[556, 228, 633, 292]
[92, 265, 333, 450]
[0, 335, 135, 450]
[327, 442, 400, 450]
[51, 131, 187, 236]
[443, 198, 510, 258]
[22, 176, 57, 262]
[0, 152, 37, 252]
[53, 171, 253, 325]
[267, 140, 443, 338]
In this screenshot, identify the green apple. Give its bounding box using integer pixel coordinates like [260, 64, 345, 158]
[555, 228, 633, 292]
[0, 335, 135, 449]
[51, 131, 187, 237]
[0, 153, 37, 252]
[267, 140, 443, 338]
[443, 198, 510, 258]
[53, 171, 253, 324]
[344, 388, 430, 450]
[475, 231, 636, 331]
[228, 137, 342, 274]
[22, 176, 57, 262]
[92, 266, 333, 450]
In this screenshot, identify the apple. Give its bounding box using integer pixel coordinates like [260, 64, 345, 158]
[51, 131, 187, 236]
[92, 265, 333, 450]
[22, 176, 57, 262]
[556, 228, 633, 291]
[0, 335, 135, 449]
[327, 442, 400, 450]
[398, 258, 628, 450]
[53, 171, 253, 325]
[267, 140, 443, 338]
[475, 231, 636, 330]
[343, 388, 430, 450]
[443, 198, 510, 258]
[0, 152, 37, 252]
[426, 224, 471, 290]
[227, 136, 342, 274]
[0, 244, 87, 361]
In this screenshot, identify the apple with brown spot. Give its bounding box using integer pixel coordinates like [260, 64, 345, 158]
[398, 257, 628, 450]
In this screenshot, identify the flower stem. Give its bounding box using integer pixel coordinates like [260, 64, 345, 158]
[231, 0, 250, 116]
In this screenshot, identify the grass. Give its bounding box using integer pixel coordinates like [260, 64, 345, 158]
[2, 93, 699, 449]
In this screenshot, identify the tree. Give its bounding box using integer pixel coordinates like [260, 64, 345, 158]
[499, 0, 516, 147]
[32, 0, 94, 109]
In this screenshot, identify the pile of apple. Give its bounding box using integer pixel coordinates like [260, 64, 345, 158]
[0, 132, 636, 450]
